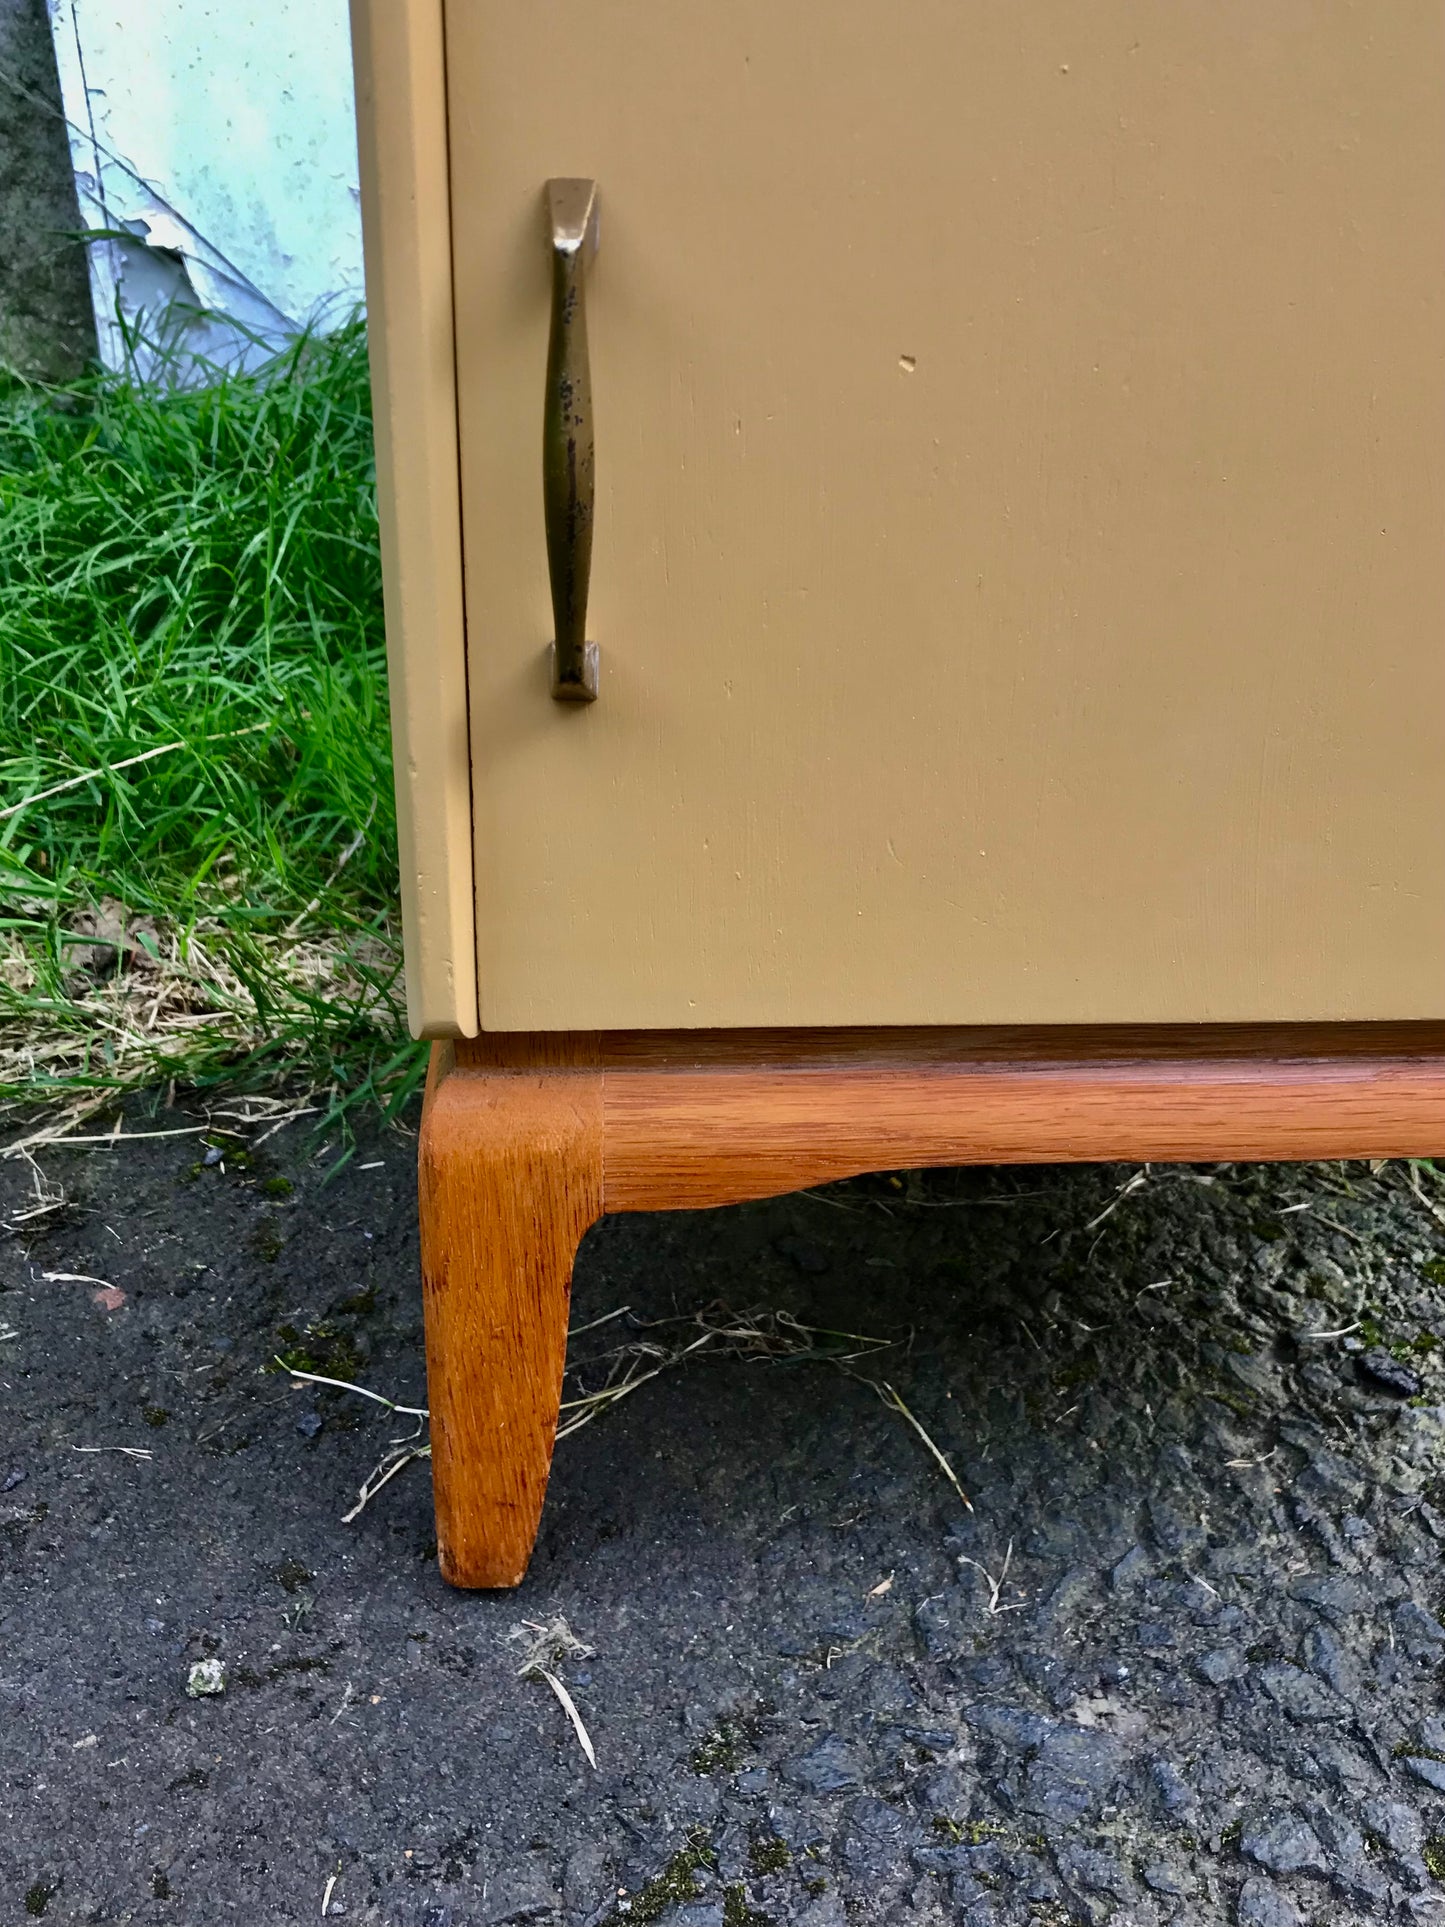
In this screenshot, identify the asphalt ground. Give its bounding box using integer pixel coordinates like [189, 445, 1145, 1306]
[5, 1103, 1445, 1926]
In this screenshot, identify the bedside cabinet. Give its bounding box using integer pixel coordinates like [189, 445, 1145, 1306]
[351, 0, 1445, 1585]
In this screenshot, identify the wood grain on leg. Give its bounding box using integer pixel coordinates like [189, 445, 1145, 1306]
[418, 1038, 602, 1587]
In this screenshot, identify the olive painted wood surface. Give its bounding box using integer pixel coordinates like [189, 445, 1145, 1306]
[350, 0, 478, 1039]
[422, 1024, 1445, 1585]
[445, 0, 1445, 1031]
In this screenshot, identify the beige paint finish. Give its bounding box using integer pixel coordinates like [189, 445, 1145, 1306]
[446, 0, 1445, 1031]
[351, 0, 478, 1038]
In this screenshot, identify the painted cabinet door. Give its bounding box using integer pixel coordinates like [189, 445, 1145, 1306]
[446, 1, 1445, 1032]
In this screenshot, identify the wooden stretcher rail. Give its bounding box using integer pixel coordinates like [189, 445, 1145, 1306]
[454, 1023, 1445, 1211]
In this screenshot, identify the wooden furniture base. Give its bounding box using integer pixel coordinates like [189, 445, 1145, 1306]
[418, 1023, 1445, 1587]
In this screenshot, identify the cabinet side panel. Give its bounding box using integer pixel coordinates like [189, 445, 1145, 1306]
[350, 0, 478, 1038]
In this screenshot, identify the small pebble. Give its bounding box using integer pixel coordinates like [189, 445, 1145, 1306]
[295, 1409, 324, 1439]
[783, 1733, 861, 1794]
[1236, 1876, 1302, 1927]
[1356, 1350, 1422, 1398]
[202, 1145, 224, 1167]
[186, 1658, 226, 1698]
[1196, 1647, 1244, 1686]
[1143, 1862, 1189, 1896]
[2, 1468, 25, 1493]
[1240, 1812, 1327, 1878]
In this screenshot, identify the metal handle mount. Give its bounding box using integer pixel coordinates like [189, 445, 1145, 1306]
[544, 178, 600, 702]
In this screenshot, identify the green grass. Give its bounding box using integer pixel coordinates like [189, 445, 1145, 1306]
[0, 319, 423, 1133]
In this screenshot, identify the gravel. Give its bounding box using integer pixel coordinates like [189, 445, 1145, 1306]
[4, 1110, 1445, 1924]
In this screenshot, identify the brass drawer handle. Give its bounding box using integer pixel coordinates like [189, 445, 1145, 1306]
[544, 178, 600, 702]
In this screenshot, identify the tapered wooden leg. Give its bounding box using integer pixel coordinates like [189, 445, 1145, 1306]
[418, 1039, 603, 1587]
